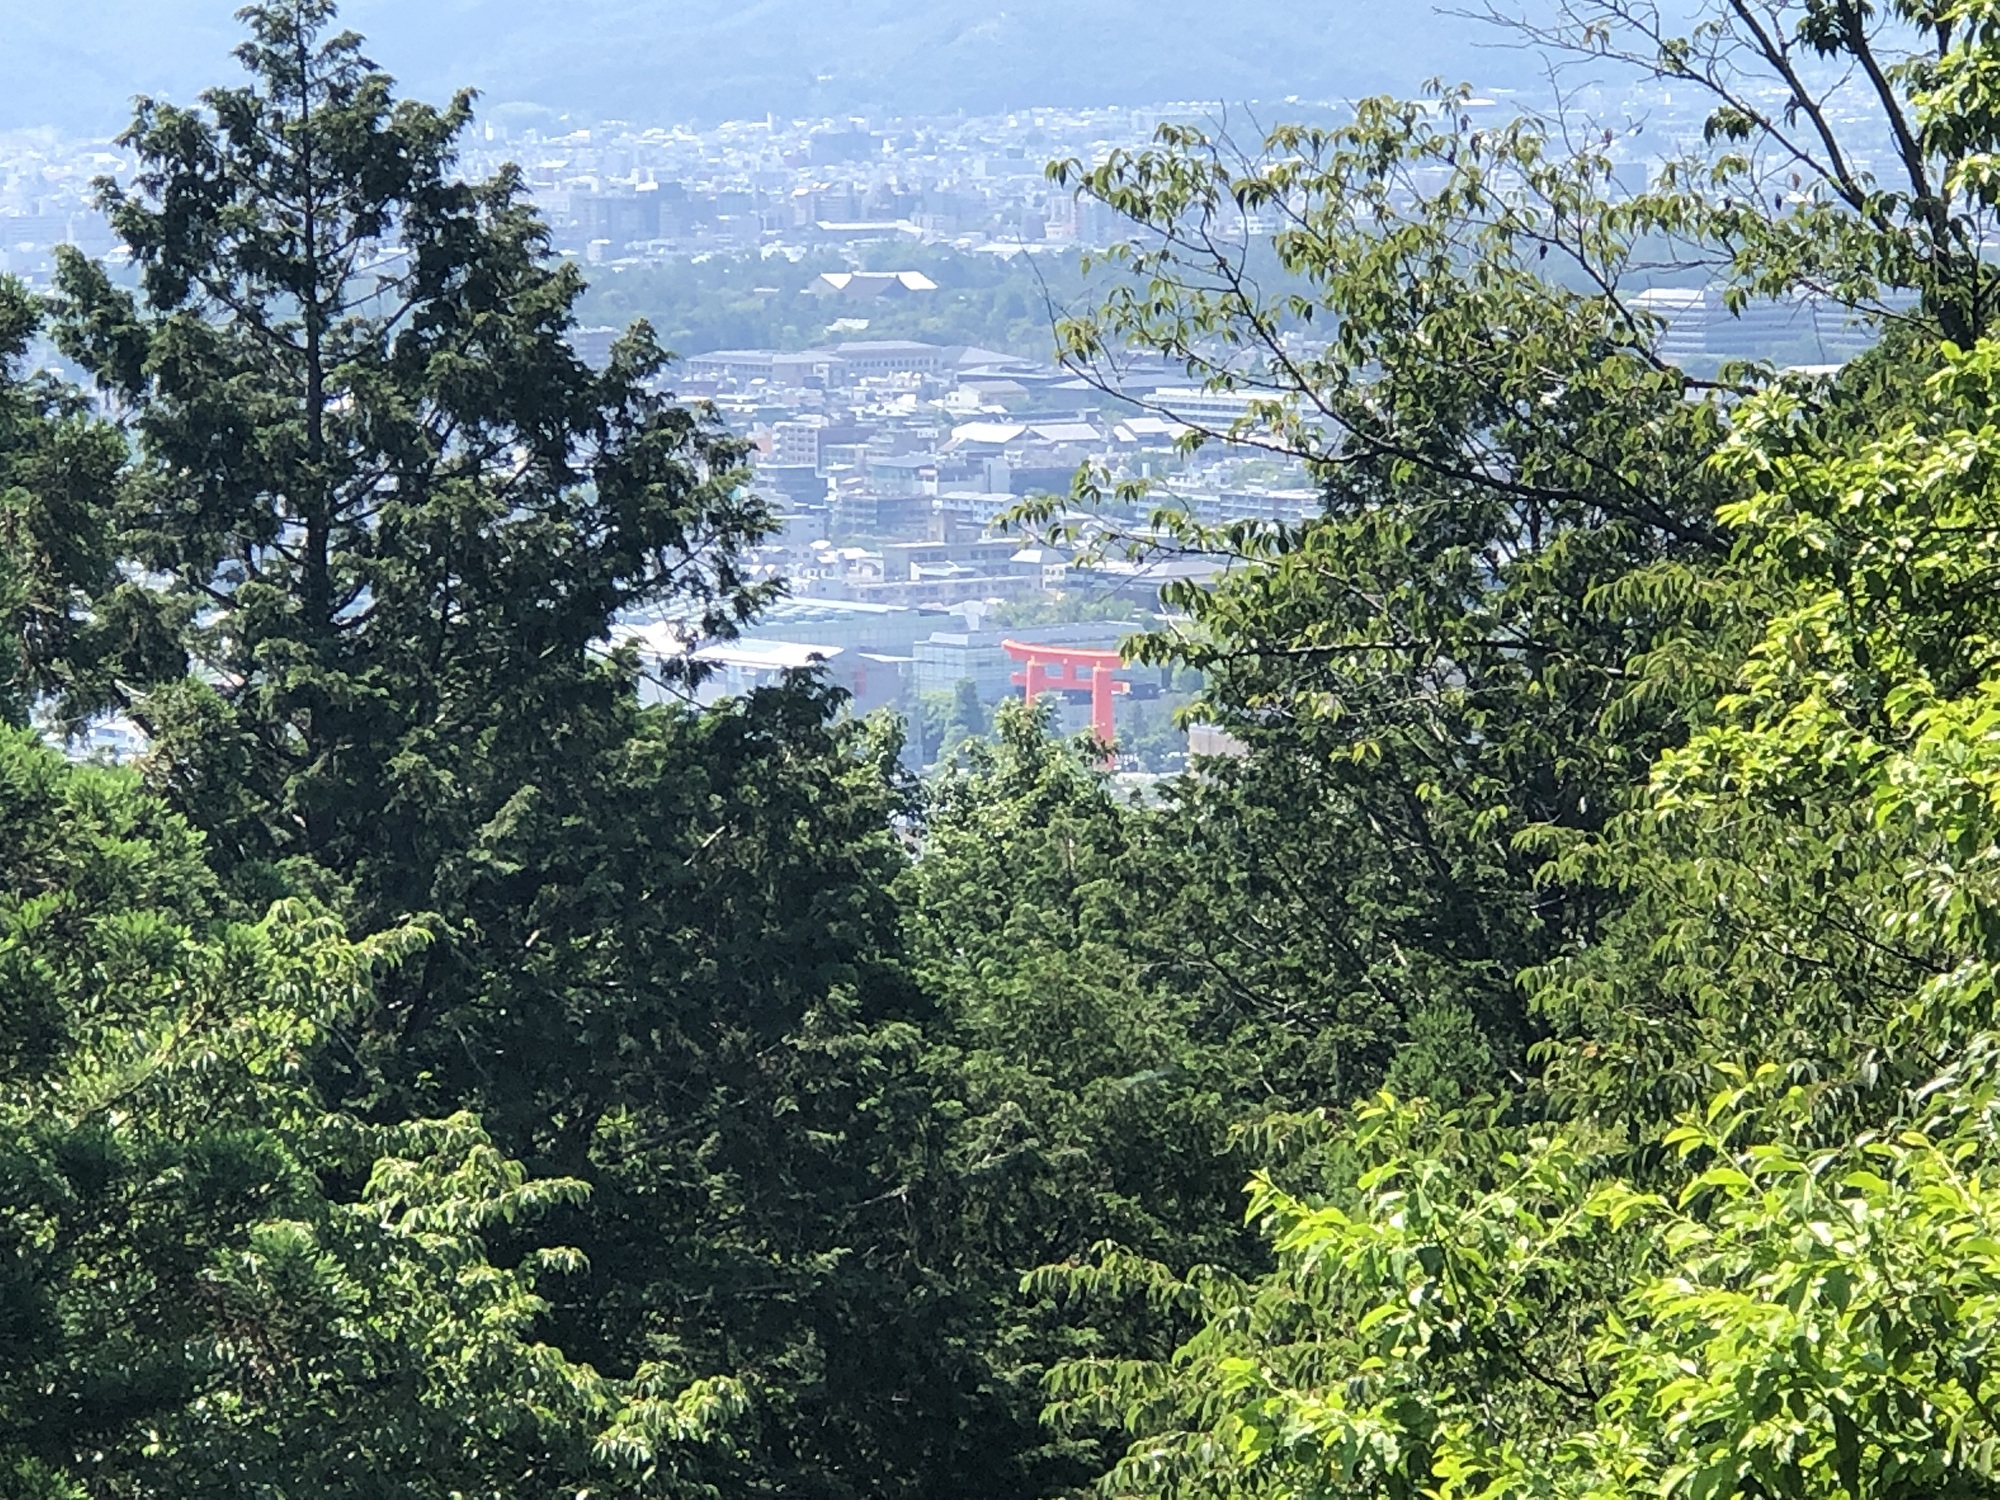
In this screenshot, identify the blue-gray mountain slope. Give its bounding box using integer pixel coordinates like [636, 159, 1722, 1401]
[0, 0, 1538, 133]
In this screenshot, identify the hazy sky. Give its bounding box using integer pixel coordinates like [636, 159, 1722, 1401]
[0, 0, 1587, 134]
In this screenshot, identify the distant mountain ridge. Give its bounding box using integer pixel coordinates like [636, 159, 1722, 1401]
[0, 0, 1543, 135]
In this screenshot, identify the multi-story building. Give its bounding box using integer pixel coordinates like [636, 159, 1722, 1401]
[770, 418, 828, 469]
[832, 490, 934, 541]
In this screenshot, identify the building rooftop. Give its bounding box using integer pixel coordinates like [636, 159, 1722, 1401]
[834, 339, 951, 356]
[1027, 422, 1102, 444]
[812, 270, 940, 295]
[951, 420, 1028, 446]
[760, 596, 925, 619]
[694, 639, 842, 671]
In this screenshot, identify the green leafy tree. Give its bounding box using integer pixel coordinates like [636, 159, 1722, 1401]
[1038, 334, 2000, 1500]
[402, 682, 977, 1500]
[1035, 98, 1745, 1090]
[1043, 1065, 2000, 1500]
[35, 10, 1002, 1497]
[1003, 11, 2000, 1496]
[1028, 0, 2000, 1098]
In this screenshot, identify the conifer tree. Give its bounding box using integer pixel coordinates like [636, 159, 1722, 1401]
[51, 0, 773, 913]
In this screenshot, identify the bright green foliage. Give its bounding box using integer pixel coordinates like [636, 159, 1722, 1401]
[1039, 330, 2000, 1500]
[1044, 1065, 2000, 1500]
[1013, 15, 2000, 1478]
[939, 58, 2000, 1481]
[1027, 0, 2000, 1099]
[1035, 1097, 1617, 1500]
[1660, 337, 2000, 972]
[0, 728, 742, 1499]
[1584, 1059, 2000, 1500]
[1530, 332, 2000, 1127]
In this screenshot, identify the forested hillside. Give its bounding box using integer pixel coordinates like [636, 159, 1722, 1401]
[0, 0, 1527, 134]
[11, 3, 2000, 1499]
[574, 246, 1093, 360]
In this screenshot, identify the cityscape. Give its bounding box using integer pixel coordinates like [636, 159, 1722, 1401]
[2, 71, 1906, 772]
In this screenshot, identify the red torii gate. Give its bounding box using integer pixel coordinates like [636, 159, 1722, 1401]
[1002, 639, 1128, 746]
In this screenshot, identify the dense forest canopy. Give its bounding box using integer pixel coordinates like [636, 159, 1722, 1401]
[11, 2, 2000, 1498]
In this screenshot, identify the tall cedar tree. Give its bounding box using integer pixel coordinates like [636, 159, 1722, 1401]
[50, 0, 773, 921]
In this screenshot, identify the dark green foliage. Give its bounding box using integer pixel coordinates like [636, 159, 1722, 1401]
[906, 703, 1266, 1491]
[28, 2, 2000, 1497]
[0, 728, 742, 1500]
[20, 8, 966, 1495]
[48, 0, 775, 916]
[913, 703, 1254, 1267]
[0, 281, 133, 728]
[28, 11, 1110, 1498]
